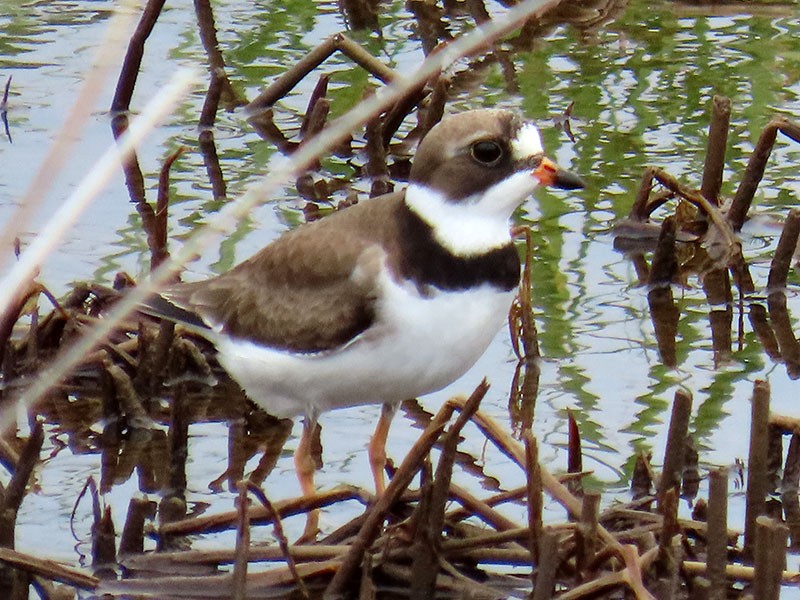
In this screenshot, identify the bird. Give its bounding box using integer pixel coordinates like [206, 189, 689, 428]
[147, 108, 584, 536]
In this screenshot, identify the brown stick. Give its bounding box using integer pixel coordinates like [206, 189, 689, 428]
[300, 75, 330, 134]
[706, 468, 728, 600]
[753, 516, 789, 600]
[410, 381, 487, 598]
[365, 114, 390, 198]
[575, 491, 601, 581]
[232, 482, 249, 600]
[0, 419, 44, 543]
[745, 380, 771, 556]
[450, 400, 656, 599]
[324, 400, 455, 596]
[110, 0, 167, 113]
[246, 34, 396, 113]
[153, 146, 186, 272]
[532, 528, 559, 600]
[701, 95, 731, 205]
[0, 548, 98, 590]
[449, 482, 522, 533]
[728, 117, 800, 230]
[524, 430, 543, 568]
[767, 208, 800, 291]
[247, 483, 310, 599]
[119, 498, 156, 556]
[658, 389, 692, 509]
[160, 485, 367, 536]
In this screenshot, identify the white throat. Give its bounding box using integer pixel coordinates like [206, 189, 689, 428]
[405, 172, 539, 256]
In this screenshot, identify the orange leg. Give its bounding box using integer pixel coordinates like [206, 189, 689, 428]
[368, 402, 397, 495]
[294, 418, 320, 541]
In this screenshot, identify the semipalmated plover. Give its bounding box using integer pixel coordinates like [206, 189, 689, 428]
[149, 108, 584, 535]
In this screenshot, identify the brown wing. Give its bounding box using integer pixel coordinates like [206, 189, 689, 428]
[164, 192, 404, 353]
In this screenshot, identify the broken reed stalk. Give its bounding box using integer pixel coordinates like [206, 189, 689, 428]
[701, 95, 731, 205]
[447, 399, 657, 600]
[782, 434, 800, 547]
[706, 469, 729, 600]
[410, 382, 485, 598]
[161, 486, 368, 536]
[532, 528, 558, 600]
[658, 389, 692, 509]
[753, 516, 789, 600]
[566, 410, 582, 490]
[152, 146, 186, 272]
[232, 482, 249, 600]
[410, 458, 434, 600]
[656, 489, 679, 578]
[449, 482, 521, 532]
[767, 209, 800, 291]
[0, 548, 98, 591]
[300, 75, 330, 134]
[0, 420, 44, 548]
[324, 394, 461, 597]
[119, 498, 155, 556]
[93, 506, 116, 568]
[576, 491, 600, 580]
[524, 430, 543, 569]
[745, 380, 771, 556]
[728, 117, 800, 231]
[365, 113, 390, 197]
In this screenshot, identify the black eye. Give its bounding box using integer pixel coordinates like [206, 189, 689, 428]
[470, 140, 504, 166]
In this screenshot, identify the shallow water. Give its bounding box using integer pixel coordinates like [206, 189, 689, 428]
[1, 0, 800, 595]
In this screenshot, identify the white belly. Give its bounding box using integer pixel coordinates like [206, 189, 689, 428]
[214, 274, 516, 419]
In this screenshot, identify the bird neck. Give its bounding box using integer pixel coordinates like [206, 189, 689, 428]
[396, 198, 520, 293]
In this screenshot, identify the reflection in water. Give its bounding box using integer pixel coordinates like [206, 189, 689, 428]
[1, 0, 800, 594]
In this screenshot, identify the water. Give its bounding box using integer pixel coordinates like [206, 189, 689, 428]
[1, 0, 800, 594]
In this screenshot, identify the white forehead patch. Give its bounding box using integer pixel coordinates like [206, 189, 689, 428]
[511, 122, 543, 160]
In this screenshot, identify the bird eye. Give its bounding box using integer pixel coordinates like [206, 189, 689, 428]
[470, 140, 504, 166]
